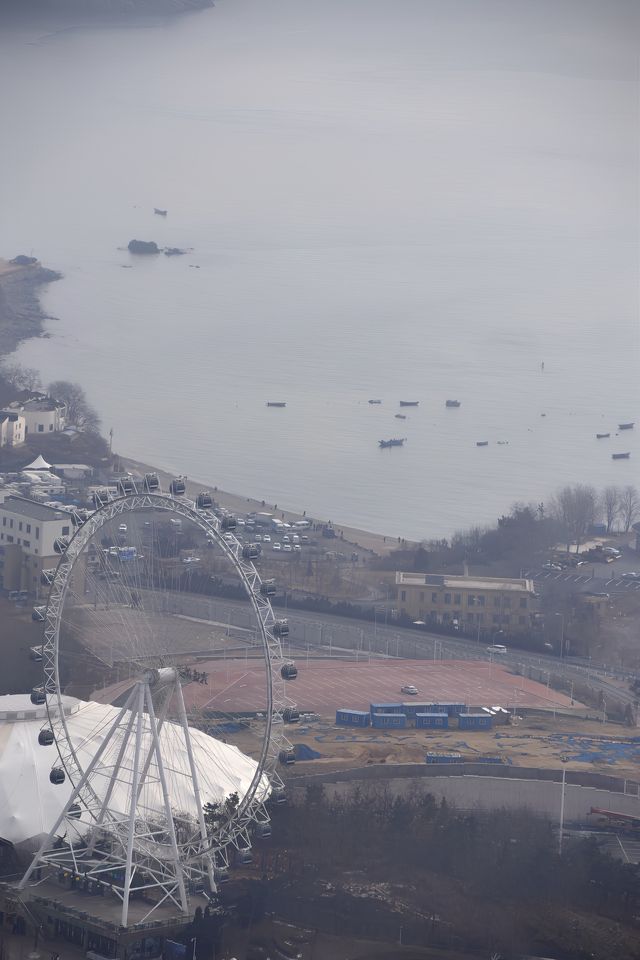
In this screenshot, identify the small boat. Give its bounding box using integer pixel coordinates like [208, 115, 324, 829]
[154, 208, 168, 216]
[612, 452, 630, 460]
[445, 400, 461, 408]
[266, 402, 286, 408]
[368, 399, 382, 404]
[476, 441, 489, 447]
[399, 401, 419, 407]
[379, 438, 406, 448]
[395, 414, 406, 419]
[596, 433, 610, 439]
[619, 422, 634, 430]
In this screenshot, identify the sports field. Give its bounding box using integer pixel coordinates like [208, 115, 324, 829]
[184, 657, 575, 715]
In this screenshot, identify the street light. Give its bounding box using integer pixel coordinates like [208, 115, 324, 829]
[555, 613, 565, 660]
[558, 758, 569, 855]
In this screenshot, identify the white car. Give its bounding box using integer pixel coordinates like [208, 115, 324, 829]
[272, 542, 281, 551]
[118, 523, 127, 533]
[293, 544, 302, 552]
[622, 571, 640, 581]
[401, 685, 418, 695]
[487, 644, 507, 654]
[181, 556, 200, 564]
[283, 543, 292, 552]
[263, 534, 271, 543]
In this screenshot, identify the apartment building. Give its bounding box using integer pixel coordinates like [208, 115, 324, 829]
[0, 496, 73, 597]
[395, 572, 539, 634]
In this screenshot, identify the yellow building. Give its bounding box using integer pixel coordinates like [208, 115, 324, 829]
[395, 572, 539, 634]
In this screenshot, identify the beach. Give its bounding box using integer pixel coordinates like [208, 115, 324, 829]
[118, 455, 405, 556]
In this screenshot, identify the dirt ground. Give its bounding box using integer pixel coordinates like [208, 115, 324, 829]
[231, 711, 640, 781]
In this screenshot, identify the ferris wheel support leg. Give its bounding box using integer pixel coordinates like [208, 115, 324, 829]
[144, 685, 189, 915]
[135, 685, 172, 804]
[121, 683, 146, 928]
[86, 694, 139, 857]
[174, 678, 216, 893]
[17, 689, 138, 892]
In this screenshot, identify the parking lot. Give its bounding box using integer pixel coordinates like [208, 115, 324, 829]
[524, 567, 640, 593]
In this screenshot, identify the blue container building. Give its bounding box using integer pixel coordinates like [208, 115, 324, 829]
[372, 712, 407, 729]
[458, 713, 493, 731]
[336, 709, 370, 727]
[425, 752, 462, 764]
[369, 703, 404, 715]
[415, 712, 449, 729]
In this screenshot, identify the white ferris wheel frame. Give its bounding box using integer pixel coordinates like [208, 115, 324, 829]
[19, 488, 295, 924]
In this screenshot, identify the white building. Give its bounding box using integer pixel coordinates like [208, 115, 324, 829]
[0, 411, 25, 447]
[0, 496, 74, 596]
[3, 392, 66, 437]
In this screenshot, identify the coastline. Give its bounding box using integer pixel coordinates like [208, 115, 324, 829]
[118, 456, 402, 557]
[0, 259, 401, 556]
[0, 259, 62, 358]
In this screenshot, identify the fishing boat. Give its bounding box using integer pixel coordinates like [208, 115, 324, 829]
[395, 414, 407, 419]
[476, 441, 489, 447]
[445, 400, 461, 408]
[619, 422, 634, 430]
[596, 433, 610, 439]
[154, 208, 168, 216]
[368, 399, 382, 404]
[266, 402, 286, 408]
[612, 452, 631, 460]
[379, 438, 406, 448]
[399, 401, 419, 407]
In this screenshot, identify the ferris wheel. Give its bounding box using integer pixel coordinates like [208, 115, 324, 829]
[19, 475, 298, 926]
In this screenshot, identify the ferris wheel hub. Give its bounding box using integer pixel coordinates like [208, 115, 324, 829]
[143, 666, 179, 688]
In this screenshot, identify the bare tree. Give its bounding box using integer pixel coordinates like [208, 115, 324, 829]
[552, 484, 598, 553]
[618, 485, 639, 533]
[0, 361, 41, 392]
[47, 380, 101, 433]
[601, 485, 620, 534]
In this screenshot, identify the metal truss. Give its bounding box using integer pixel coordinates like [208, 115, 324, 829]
[18, 486, 295, 925]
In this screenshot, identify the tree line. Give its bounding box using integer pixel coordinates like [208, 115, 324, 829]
[268, 782, 640, 958]
[0, 360, 101, 433]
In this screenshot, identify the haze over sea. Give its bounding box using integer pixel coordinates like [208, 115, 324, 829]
[1, 0, 638, 539]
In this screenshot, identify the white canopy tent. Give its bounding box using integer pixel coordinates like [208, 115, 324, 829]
[0, 694, 265, 849]
[22, 455, 52, 471]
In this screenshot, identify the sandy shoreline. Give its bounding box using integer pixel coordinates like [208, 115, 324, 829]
[118, 455, 405, 556]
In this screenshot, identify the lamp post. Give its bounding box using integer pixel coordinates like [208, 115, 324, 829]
[558, 760, 568, 855]
[555, 613, 565, 660]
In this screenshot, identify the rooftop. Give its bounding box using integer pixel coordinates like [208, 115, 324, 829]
[0, 495, 70, 522]
[396, 572, 535, 593]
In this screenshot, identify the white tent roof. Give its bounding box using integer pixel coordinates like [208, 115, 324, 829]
[22, 455, 52, 471]
[0, 694, 266, 847]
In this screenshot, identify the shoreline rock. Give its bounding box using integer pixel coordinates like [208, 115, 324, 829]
[0, 262, 62, 358]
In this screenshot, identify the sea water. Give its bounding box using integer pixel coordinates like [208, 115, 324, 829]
[0, 0, 637, 538]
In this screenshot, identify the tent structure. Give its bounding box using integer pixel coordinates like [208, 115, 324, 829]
[0, 694, 264, 849]
[22, 455, 52, 471]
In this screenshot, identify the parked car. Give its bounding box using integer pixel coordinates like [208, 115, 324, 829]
[263, 534, 271, 543]
[621, 571, 640, 581]
[543, 561, 562, 571]
[283, 543, 292, 552]
[272, 542, 281, 551]
[401, 684, 418, 695]
[487, 644, 508, 654]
